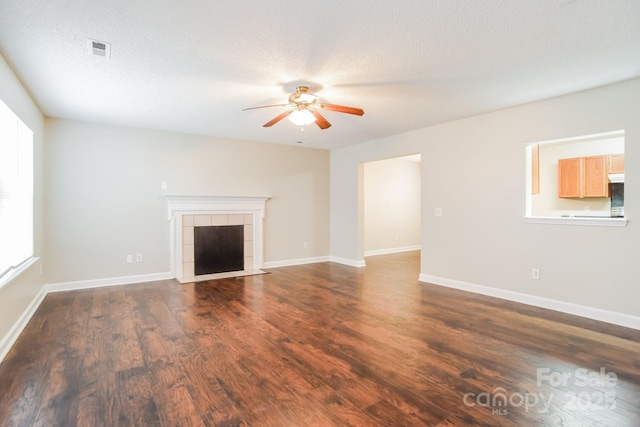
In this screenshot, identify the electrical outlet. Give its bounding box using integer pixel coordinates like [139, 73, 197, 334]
[584, 206, 590, 211]
[531, 268, 540, 280]
[434, 208, 443, 217]
[394, 234, 399, 241]
[136, 253, 143, 263]
[126, 254, 133, 264]
[303, 242, 308, 249]
[161, 181, 168, 190]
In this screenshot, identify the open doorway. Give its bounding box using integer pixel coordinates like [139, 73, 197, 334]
[363, 154, 421, 258]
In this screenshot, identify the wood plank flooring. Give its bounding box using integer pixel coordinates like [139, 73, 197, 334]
[0, 251, 639, 426]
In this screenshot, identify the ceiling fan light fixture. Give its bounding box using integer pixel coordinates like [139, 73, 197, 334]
[297, 92, 316, 104]
[289, 86, 317, 105]
[288, 109, 316, 126]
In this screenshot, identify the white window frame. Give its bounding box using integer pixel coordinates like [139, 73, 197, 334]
[0, 99, 36, 289]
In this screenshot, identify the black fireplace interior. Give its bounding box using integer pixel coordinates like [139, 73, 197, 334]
[194, 225, 244, 275]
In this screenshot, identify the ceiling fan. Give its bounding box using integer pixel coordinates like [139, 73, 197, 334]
[242, 86, 364, 130]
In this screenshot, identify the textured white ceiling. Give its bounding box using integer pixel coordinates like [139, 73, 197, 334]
[1, 0, 639, 149]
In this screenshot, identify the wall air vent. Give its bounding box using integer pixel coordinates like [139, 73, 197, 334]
[87, 39, 111, 59]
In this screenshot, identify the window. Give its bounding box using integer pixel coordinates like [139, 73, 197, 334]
[0, 99, 34, 287]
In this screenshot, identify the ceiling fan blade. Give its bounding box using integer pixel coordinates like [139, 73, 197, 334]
[311, 110, 331, 130]
[242, 104, 288, 111]
[263, 110, 292, 127]
[318, 103, 364, 116]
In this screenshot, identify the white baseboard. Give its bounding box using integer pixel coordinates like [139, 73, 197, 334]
[263, 256, 330, 269]
[329, 256, 366, 268]
[0, 286, 47, 363]
[419, 274, 640, 331]
[45, 271, 173, 293]
[365, 245, 421, 257]
[263, 256, 366, 268]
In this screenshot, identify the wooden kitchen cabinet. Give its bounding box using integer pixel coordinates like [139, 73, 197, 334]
[531, 143, 540, 195]
[558, 157, 582, 198]
[558, 155, 608, 198]
[582, 155, 608, 197]
[609, 154, 624, 173]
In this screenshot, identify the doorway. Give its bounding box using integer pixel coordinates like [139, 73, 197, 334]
[362, 154, 421, 259]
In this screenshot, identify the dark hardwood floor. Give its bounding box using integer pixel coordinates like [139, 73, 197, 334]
[1, 251, 639, 426]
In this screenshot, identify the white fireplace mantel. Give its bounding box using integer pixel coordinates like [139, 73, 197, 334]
[164, 194, 271, 217]
[164, 194, 271, 282]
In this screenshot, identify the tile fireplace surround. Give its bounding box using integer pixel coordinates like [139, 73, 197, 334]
[164, 195, 270, 283]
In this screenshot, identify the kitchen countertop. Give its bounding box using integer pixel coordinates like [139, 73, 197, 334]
[560, 215, 623, 218]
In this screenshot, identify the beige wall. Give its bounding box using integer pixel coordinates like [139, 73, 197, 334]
[364, 156, 421, 253]
[532, 137, 624, 216]
[0, 55, 45, 341]
[44, 118, 330, 284]
[331, 77, 640, 318]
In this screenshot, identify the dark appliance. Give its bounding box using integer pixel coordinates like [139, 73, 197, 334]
[609, 182, 624, 217]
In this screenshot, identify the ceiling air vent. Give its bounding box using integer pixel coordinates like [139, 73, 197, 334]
[87, 39, 111, 59]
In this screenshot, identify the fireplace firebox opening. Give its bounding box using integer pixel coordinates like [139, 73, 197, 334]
[194, 225, 244, 275]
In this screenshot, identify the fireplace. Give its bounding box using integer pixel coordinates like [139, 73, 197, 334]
[164, 195, 270, 283]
